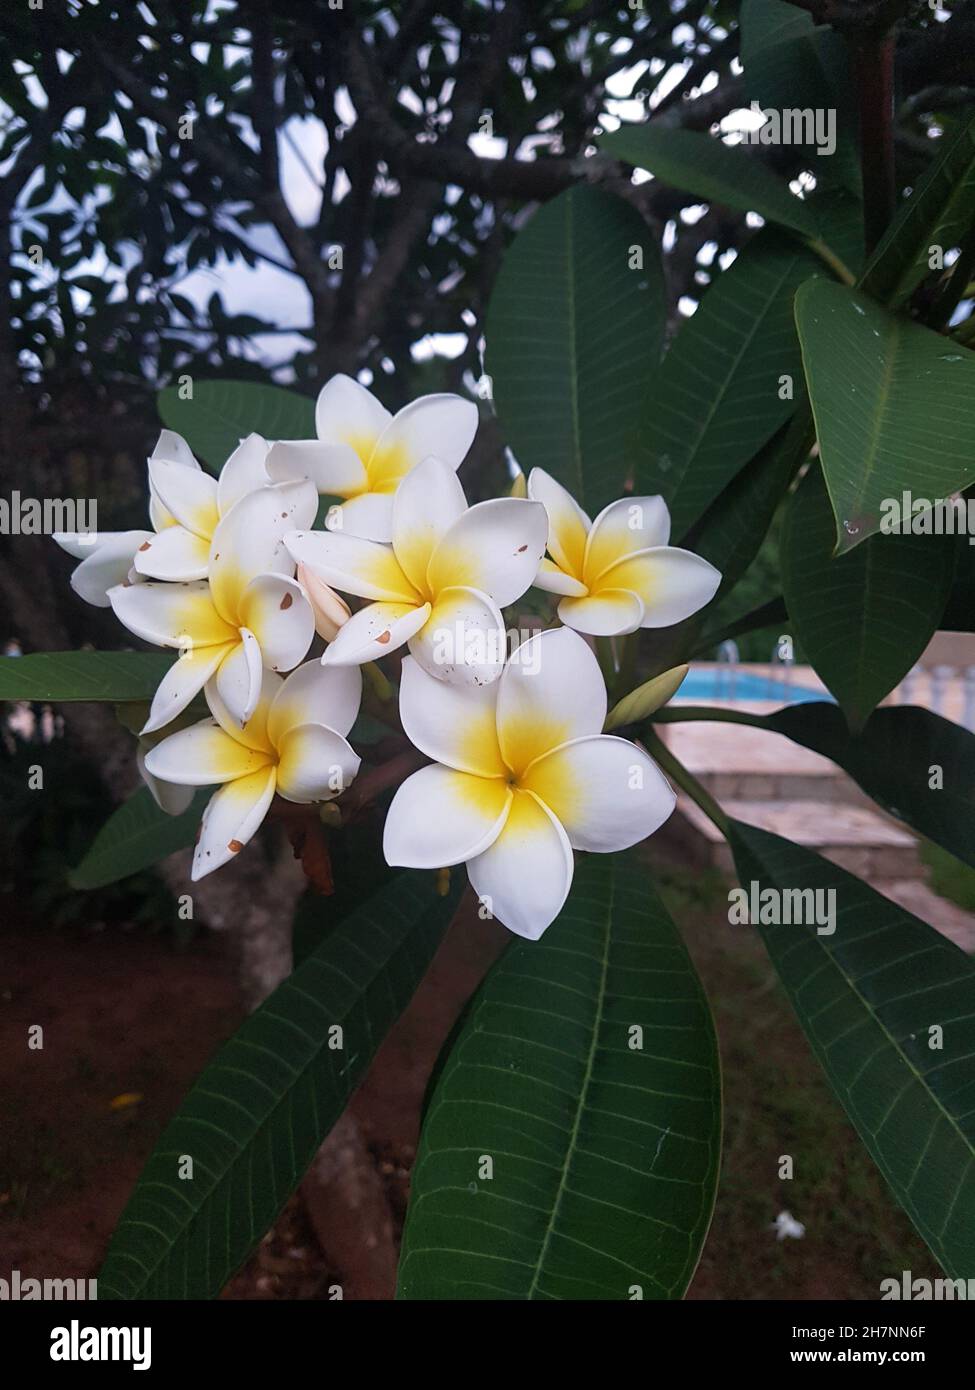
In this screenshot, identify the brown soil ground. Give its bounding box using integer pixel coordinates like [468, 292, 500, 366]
[0, 858, 941, 1301]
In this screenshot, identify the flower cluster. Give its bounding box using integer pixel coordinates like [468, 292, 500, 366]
[56, 375, 720, 936]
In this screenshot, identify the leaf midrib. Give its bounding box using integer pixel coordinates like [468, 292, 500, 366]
[524, 865, 615, 1299]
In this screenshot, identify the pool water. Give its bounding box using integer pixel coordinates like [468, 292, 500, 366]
[678, 670, 834, 704]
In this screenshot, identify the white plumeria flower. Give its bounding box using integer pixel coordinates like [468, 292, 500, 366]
[143, 660, 362, 880]
[286, 456, 547, 686]
[383, 627, 676, 939]
[528, 468, 721, 636]
[108, 479, 319, 734]
[52, 429, 272, 601]
[265, 373, 478, 542]
[135, 430, 274, 581]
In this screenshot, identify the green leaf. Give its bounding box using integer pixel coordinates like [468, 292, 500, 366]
[158, 380, 315, 472]
[781, 467, 954, 731]
[0, 651, 174, 703]
[485, 185, 665, 513]
[635, 230, 821, 537]
[69, 787, 210, 889]
[687, 405, 813, 597]
[730, 822, 975, 1279]
[795, 280, 975, 551]
[600, 126, 817, 237]
[861, 113, 975, 308]
[397, 853, 721, 1300]
[765, 702, 975, 872]
[98, 870, 461, 1299]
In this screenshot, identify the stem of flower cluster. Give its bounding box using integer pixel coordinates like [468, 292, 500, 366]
[641, 725, 730, 837]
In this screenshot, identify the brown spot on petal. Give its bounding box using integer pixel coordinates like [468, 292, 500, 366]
[280, 592, 293, 610]
[138, 541, 151, 551]
[376, 630, 392, 645]
[228, 839, 243, 853]
[516, 544, 528, 553]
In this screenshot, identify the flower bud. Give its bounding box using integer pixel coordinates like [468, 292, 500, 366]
[297, 562, 351, 642]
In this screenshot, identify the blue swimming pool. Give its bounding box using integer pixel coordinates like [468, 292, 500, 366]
[677, 670, 834, 704]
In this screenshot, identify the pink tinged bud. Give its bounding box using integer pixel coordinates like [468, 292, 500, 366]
[297, 563, 351, 641]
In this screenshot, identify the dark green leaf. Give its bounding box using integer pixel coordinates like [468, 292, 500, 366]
[600, 126, 817, 237]
[635, 230, 821, 536]
[781, 468, 954, 730]
[485, 185, 665, 513]
[98, 870, 462, 1299]
[0, 651, 174, 703]
[158, 380, 315, 472]
[796, 280, 975, 550]
[397, 853, 721, 1300]
[730, 822, 975, 1279]
[69, 787, 210, 889]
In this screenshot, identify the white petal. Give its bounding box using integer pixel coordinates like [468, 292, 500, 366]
[268, 659, 362, 746]
[132, 525, 210, 581]
[557, 588, 644, 636]
[266, 439, 367, 499]
[428, 497, 548, 607]
[151, 429, 200, 469]
[368, 393, 478, 488]
[315, 373, 391, 451]
[192, 766, 277, 880]
[391, 457, 467, 592]
[532, 558, 588, 598]
[209, 627, 265, 727]
[218, 433, 272, 516]
[327, 490, 395, 542]
[527, 468, 591, 579]
[398, 655, 505, 778]
[61, 531, 151, 607]
[466, 789, 573, 940]
[596, 546, 721, 627]
[497, 627, 607, 775]
[383, 764, 511, 868]
[285, 529, 419, 603]
[207, 654, 280, 752]
[321, 600, 430, 666]
[137, 742, 195, 816]
[275, 723, 360, 803]
[239, 574, 315, 673]
[144, 718, 273, 785]
[524, 735, 676, 852]
[148, 459, 220, 539]
[408, 586, 507, 687]
[584, 496, 671, 583]
[149, 487, 176, 532]
[142, 642, 236, 735]
[53, 530, 107, 559]
[109, 580, 237, 650]
[209, 479, 318, 625]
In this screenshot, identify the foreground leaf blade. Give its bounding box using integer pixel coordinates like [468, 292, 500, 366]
[397, 853, 721, 1300]
[0, 651, 173, 702]
[730, 822, 975, 1279]
[781, 467, 954, 730]
[69, 787, 210, 889]
[795, 280, 975, 550]
[98, 870, 461, 1299]
[158, 380, 315, 472]
[485, 185, 664, 514]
